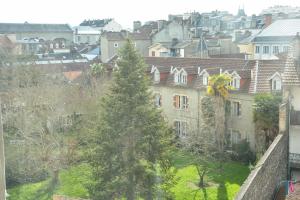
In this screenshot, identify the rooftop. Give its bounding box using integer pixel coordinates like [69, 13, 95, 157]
[256, 19, 300, 37]
[0, 23, 73, 33]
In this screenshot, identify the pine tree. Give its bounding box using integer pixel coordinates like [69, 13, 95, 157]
[87, 39, 174, 200]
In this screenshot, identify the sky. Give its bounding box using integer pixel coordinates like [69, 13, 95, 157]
[1, 0, 300, 29]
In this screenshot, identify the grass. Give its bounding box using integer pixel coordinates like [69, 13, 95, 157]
[8, 150, 249, 200]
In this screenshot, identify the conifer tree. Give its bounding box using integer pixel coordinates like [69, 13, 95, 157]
[87, 39, 174, 200]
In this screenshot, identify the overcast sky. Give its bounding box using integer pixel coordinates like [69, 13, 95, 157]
[1, 0, 300, 28]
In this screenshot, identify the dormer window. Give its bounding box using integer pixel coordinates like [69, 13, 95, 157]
[154, 70, 160, 83]
[269, 72, 282, 91]
[230, 72, 241, 90]
[272, 77, 282, 91]
[231, 77, 240, 89]
[174, 70, 187, 85]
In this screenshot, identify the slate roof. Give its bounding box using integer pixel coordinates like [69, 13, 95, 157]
[258, 19, 300, 37]
[0, 23, 73, 33]
[253, 19, 300, 43]
[102, 31, 151, 41]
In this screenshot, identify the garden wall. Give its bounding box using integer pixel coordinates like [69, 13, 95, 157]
[235, 103, 289, 200]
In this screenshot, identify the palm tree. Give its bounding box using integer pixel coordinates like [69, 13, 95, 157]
[207, 74, 232, 156]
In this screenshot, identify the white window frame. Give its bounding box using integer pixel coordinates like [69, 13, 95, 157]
[203, 74, 209, 86]
[272, 77, 282, 91]
[272, 46, 279, 54]
[154, 93, 162, 107]
[255, 46, 260, 54]
[154, 70, 160, 83]
[263, 46, 270, 54]
[174, 120, 188, 138]
[114, 43, 119, 48]
[173, 95, 189, 110]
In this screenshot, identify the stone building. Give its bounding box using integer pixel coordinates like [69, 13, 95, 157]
[0, 22, 73, 54]
[143, 56, 288, 152]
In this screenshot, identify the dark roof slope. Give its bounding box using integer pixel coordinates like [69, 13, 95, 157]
[0, 23, 73, 33]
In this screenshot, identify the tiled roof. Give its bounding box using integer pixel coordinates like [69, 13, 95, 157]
[144, 57, 255, 71]
[282, 52, 300, 86]
[146, 57, 253, 92]
[0, 23, 73, 33]
[249, 60, 286, 93]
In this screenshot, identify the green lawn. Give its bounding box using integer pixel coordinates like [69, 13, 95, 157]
[8, 150, 249, 200]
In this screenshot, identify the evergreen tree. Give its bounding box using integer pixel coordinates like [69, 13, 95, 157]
[87, 39, 174, 200]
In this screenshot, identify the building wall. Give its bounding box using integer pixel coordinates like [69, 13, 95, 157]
[227, 94, 256, 151]
[253, 42, 290, 60]
[134, 39, 151, 57]
[152, 21, 191, 43]
[102, 20, 122, 32]
[151, 85, 200, 135]
[151, 85, 256, 150]
[290, 87, 300, 110]
[100, 37, 126, 62]
[74, 34, 100, 45]
[238, 43, 254, 59]
[15, 32, 73, 45]
[148, 45, 169, 57]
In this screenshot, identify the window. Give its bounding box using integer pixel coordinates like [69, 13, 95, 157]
[273, 46, 279, 54]
[174, 121, 188, 138]
[151, 51, 156, 57]
[154, 94, 162, 107]
[230, 130, 242, 145]
[263, 46, 269, 54]
[114, 43, 118, 48]
[87, 36, 90, 43]
[255, 46, 260, 54]
[77, 36, 81, 42]
[283, 46, 289, 52]
[232, 101, 241, 116]
[154, 70, 160, 83]
[173, 95, 188, 110]
[174, 70, 187, 85]
[203, 74, 209, 86]
[272, 77, 282, 91]
[231, 77, 240, 89]
[62, 42, 65, 48]
[55, 43, 59, 49]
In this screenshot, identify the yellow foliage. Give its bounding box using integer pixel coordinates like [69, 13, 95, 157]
[207, 74, 233, 99]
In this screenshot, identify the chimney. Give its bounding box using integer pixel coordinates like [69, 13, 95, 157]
[263, 14, 272, 28]
[133, 21, 142, 32]
[293, 32, 300, 61]
[157, 20, 166, 31]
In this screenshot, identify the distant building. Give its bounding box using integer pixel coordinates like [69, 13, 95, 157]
[148, 40, 208, 58]
[0, 22, 73, 55]
[100, 31, 151, 62]
[73, 26, 101, 45]
[253, 19, 300, 59]
[79, 19, 122, 32]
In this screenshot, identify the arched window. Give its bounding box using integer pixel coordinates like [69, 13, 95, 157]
[180, 71, 187, 84]
[272, 77, 282, 91]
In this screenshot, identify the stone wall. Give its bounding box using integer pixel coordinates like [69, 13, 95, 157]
[234, 133, 289, 200]
[235, 102, 289, 200]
